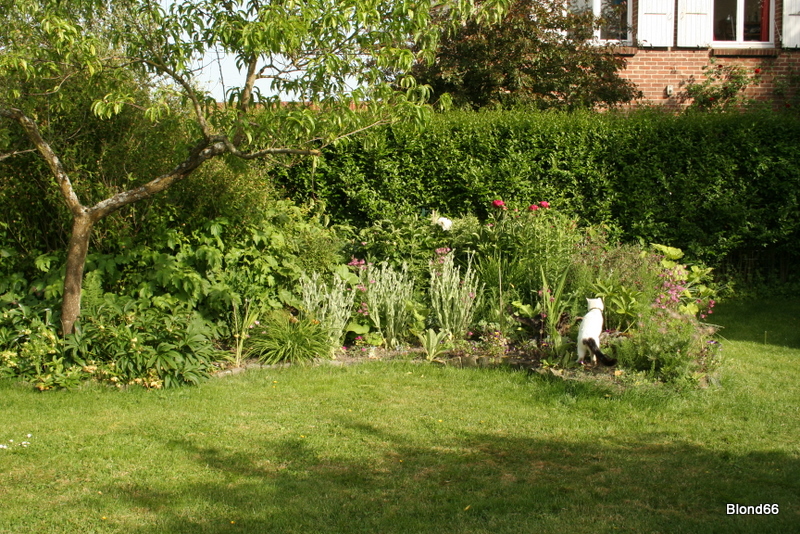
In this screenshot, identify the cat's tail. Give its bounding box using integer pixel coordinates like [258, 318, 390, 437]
[583, 338, 617, 366]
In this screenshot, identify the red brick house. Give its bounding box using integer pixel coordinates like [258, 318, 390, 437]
[576, 0, 800, 106]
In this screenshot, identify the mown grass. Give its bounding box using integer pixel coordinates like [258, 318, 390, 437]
[1, 300, 799, 533]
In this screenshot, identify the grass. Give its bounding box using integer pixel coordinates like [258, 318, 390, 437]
[1, 300, 799, 533]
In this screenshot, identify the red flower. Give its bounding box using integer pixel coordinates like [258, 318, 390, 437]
[528, 204, 539, 211]
[491, 199, 506, 209]
[754, 68, 762, 74]
[539, 201, 550, 208]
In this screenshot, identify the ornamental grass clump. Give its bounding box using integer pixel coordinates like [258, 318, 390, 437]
[299, 272, 354, 356]
[360, 262, 414, 349]
[246, 310, 329, 365]
[429, 250, 483, 340]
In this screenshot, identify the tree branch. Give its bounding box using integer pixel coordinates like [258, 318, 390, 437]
[0, 107, 85, 216]
[0, 148, 36, 162]
[141, 59, 215, 139]
[89, 138, 228, 220]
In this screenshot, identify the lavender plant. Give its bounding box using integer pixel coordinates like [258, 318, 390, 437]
[299, 272, 354, 355]
[429, 250, 483, 340]
[361, 262, 414, 349]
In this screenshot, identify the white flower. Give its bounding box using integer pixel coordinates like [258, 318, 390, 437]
[435, 217, 453, 231]
[0, 444, 7, 449]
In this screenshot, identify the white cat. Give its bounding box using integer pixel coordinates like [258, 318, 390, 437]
[576, 297, 616, 366]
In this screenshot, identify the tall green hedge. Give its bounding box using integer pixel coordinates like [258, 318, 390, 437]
[272, 110, 800, 275]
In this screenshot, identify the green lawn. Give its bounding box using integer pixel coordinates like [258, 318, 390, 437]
[1, 301, 799, 533]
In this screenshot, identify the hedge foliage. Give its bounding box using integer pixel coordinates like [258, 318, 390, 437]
[272, 110, 800, 273]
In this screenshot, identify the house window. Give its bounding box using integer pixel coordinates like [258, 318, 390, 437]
[599, 0, 630, 41]
[676, 0, 774, 47]
[571, 0, 632, 42]
[713, 0, 771, 42]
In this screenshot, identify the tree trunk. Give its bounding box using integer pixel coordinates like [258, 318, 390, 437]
[61, 213, 94, 335]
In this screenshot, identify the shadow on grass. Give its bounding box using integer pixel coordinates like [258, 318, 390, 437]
[106, 421, 799, 534]
[712, 300, 800, 349]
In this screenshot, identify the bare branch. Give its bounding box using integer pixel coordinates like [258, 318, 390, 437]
[0, 148, 36, 162]
[142, 59, 214, 139]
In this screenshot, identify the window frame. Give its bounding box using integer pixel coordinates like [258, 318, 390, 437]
[676, 0, 776, 49]
[591, 0, 633, 44]
[710, 0, 775, 48]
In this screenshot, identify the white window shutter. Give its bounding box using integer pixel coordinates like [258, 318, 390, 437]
[785, 0, 800, 48]
[678, 0, 713, 47]
[638, 0, 675, 46]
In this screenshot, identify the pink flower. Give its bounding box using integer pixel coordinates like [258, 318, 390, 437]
[539, 201, 550, 208]
[491, 199, 506, 209]
[528, 204, 539, 211]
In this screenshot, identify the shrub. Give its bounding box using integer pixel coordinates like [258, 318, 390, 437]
[273, 109, 800, 283]
[614, 308, 721, 385]
[0, 283, 223, 389]
[347, 212, 449, 290]
[452, 201, 583, 335]
[680, 61, 761, 112]
[571, 234, 663, 332]
[63, 289, 223, 389]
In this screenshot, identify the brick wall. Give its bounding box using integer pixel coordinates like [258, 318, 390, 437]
[618, 0, 800, 108]
[618, 48, 800, 108]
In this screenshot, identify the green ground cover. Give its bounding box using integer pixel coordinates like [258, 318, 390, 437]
[1, 300, 798, 533]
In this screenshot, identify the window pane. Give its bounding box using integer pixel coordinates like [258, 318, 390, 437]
[714, 0, 737, 41]
[600, 0, 628, 40]
[744, 0, 769, 41]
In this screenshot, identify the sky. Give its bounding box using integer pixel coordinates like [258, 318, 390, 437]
[191, 48, 242, 103]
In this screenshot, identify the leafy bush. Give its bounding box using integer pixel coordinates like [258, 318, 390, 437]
[0, 284, 222, 390]
[445, 201, 583, 336]
[0, 195, 346, 388]
[347, 212, 449, 290]
[614, 308, 721, 385]
[412, 0, 640, 110]
[571, 234, 663, 332]
[680, 61, 761, 112]
[273, 109, 800, 283]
